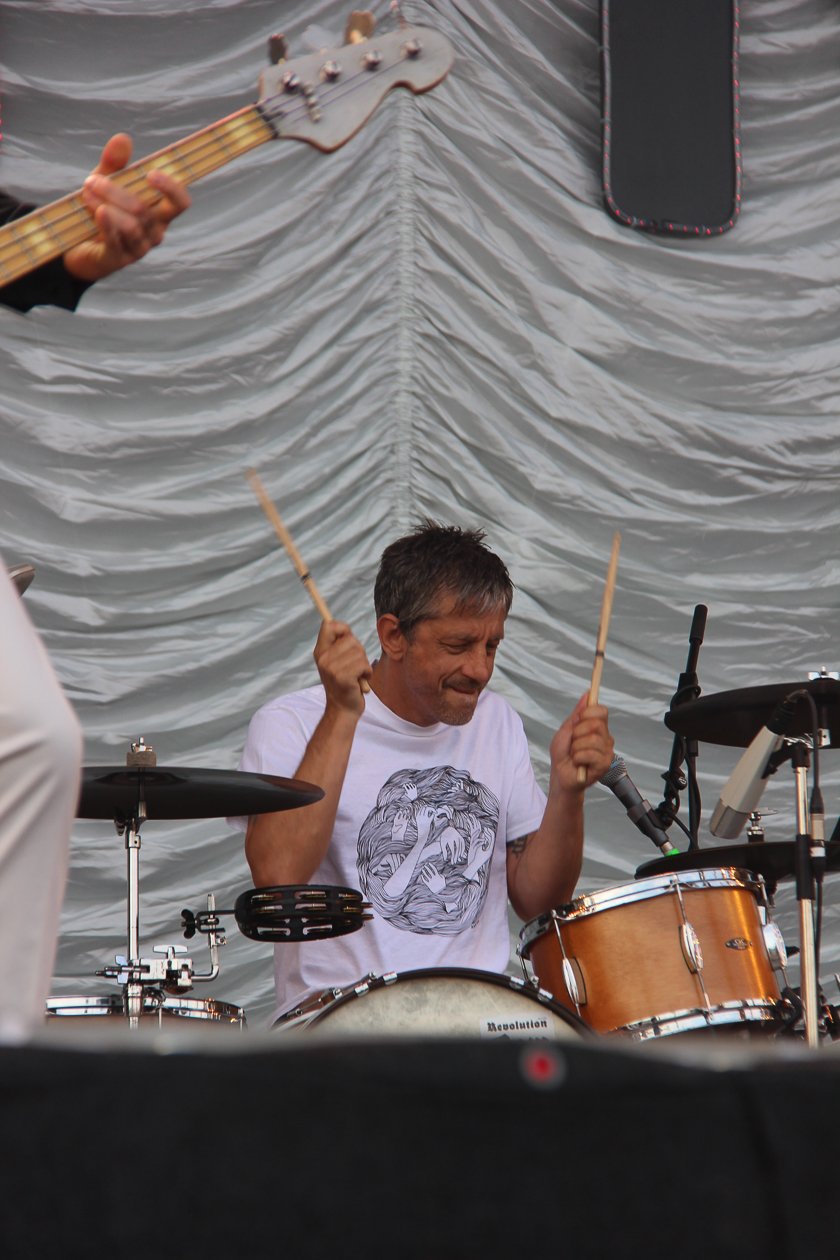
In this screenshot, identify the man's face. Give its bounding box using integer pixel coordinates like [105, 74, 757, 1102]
[389, 595, 507, 727]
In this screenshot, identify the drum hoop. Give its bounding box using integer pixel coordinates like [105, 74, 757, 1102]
[304, 966, 590, 1034]
[46, 993, 245, 1021]
[159, 996, 245, 1020]
[619, 998, 782, 1040]
[46, 995, 120, 1016]
[519, 866, 764, 952]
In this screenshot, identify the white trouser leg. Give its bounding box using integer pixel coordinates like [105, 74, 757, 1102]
[0, 561, 82, 1038]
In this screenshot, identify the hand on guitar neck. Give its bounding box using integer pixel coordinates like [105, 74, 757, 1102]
[0, 22, 453, 294]
[64, 132, 191, 284]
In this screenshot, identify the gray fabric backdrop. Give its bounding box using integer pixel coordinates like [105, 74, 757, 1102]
[2, 0, 838, 1028]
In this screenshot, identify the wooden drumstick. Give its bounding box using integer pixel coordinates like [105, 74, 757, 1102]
[578, 531, 621, 785]
[246, 468, 370, 693]
[247, 469, 332, 618]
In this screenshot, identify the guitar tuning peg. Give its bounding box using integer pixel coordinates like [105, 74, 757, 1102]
[267, 33, 288, 65]
[344, 9, 375, 45]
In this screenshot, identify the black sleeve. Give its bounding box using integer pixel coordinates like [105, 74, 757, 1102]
[0, 191, 91, 314]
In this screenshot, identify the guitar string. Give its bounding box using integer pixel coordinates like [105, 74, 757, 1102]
[0, 108, 270, 278]
[0, 90, 321, 269]
[0, 49, 431, 280]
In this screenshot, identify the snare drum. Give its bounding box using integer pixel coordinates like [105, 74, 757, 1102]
[519, 869, 787, 1040]
[277, 968, 585, 1040]
[45, 993, 246, 1028]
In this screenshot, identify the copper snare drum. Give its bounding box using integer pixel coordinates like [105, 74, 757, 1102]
[519, 868, 787, 1040]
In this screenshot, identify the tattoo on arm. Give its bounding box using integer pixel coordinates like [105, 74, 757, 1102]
[509, 833, 532, 856]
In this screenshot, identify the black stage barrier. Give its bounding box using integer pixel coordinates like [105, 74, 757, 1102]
[0, 1032, 837, 1259]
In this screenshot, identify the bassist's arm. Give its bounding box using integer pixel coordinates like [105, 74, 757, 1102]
[62, 133, 190, 284]
[0, 133, 190, 313]
[0, 192, 88, 313]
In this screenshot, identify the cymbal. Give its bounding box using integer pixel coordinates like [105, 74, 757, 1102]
[665, 678, 840, 748]
[77, 766, 323, 821]
[636, 841, 840, 888]
[7, 563, 35, 597]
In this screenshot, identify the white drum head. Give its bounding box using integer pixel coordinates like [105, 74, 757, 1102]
[304, 968, 585, 1040]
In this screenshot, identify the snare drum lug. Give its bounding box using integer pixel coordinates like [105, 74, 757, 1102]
[679, 923, 704, 974]
[763, 922, 788, 971]
[561, 958, 586, 1008]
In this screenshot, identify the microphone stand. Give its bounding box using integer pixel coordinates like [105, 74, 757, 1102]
[657, 605, 706, 849]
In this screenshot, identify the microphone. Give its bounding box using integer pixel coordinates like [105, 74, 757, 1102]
[600, 755, 680, 856]
[709, 694, 798, 839]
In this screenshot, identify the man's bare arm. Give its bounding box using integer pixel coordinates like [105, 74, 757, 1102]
[245, 620, 371, 886]
[506, 697, 613, 921]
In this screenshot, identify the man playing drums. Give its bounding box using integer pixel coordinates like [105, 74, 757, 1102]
[238, 521, 614, 1025]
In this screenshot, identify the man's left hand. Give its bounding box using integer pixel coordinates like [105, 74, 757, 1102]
[550, 694, 614, 792]
[64, 133, 191, 282]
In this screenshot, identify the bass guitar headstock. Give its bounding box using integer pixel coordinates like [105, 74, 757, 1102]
[257, 17, 454, 152]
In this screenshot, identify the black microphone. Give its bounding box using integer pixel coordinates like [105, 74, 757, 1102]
[600, 754, 680, 856]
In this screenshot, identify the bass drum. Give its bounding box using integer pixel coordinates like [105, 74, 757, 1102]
[45, 993, 246, 1028]
[519, 868, 787, 1040]
[284, 968, 586, 1040]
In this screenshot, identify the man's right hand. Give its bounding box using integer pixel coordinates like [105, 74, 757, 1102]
[246, 620, 371, 886]
[314, 620, 371, 715]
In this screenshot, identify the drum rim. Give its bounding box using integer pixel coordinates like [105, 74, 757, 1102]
[301, 965, 591, 1034]
[46, 993, 245, 1020]
[519, 866, 765, 952]
[618, 997, 783, 1040]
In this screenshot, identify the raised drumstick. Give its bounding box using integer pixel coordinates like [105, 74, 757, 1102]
[246, 468, 369, 693]
[578, 531, 621, 785]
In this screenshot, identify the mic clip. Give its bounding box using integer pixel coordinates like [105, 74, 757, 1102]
[764, 743, 794, 777]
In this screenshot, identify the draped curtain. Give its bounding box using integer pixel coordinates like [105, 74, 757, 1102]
[2, 0, 838, 1026]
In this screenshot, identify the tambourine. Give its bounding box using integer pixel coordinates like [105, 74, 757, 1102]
[231, 885, 372, 943]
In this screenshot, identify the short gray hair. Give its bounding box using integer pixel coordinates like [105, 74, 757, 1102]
[373, 520, 513, 638]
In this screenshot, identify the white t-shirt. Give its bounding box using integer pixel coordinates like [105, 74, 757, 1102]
[236, 686, 546, 1023]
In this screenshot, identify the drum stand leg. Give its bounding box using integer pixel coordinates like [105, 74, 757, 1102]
[792, 749, 819, 1049]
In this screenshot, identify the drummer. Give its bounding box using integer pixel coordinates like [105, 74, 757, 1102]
[237, 521, 614, 1024]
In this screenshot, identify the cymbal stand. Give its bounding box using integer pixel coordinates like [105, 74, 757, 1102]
[96, 740, 229, 1027]
[124, 808, 144, 1028]
[790, 740, 820, 1048]
[114, 737, 153, 1027]
[98, 842, 229, 1023]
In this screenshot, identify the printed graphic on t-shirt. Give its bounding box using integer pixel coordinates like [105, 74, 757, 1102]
[357, 765, 500, 934]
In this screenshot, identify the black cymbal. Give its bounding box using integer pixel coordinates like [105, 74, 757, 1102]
[7, 562, 35, 597]
[636, 841, 840, 887]
[77, 766, 323, 821]
[665, 677, 840, 748]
